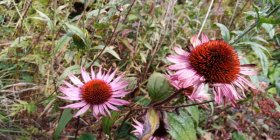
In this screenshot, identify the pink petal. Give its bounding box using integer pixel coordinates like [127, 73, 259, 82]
[73, 104, 90, 117]
[108, 98, 129, 106]
[166, 55, 188, 63]
[93, 105, 100, 116]
[190, 34, 202, 47]
[174, 47, 189, 56]
[69, 74, 83, 87]
[81, 67, 91, 82]
[103, 105, 111, 117]
[59, 87, 81, 98]
[58, 96, 81, 101]
[63, 81, 74, 88]
[96, 67, 103, 79]
[105, 102, 119, 111]
[107, 69, 117, 83]
[98, 105, 106, 116]
[201, 33, 210, 43]
[60, 101, 87, 109]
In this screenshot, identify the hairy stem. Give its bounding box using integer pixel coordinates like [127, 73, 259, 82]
[158, 100, 214, 109]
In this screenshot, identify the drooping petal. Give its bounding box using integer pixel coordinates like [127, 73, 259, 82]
[98, 105, 106, 116]
[58, 96, 81, 101]
[60, 101, 87, 109]
[59, 86, 81, 98]
[108, 98, 130, 106]
[105, 102, 119, 111]
[73, 104, 90, 117]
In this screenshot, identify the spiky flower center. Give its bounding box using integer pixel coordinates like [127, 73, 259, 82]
[189, 40, 240, 84]
[81, 79, 112, 105]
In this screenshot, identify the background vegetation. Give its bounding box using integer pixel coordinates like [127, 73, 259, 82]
[0, 0, 280, 139]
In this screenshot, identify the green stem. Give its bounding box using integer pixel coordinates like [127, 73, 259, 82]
[231, 4, 280, 45]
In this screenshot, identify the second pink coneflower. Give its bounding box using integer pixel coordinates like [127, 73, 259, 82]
[167, 33, 257, 106]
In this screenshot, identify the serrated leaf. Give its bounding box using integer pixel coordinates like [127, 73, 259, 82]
[215, 23, 230, 42]
[54, 109, 73, 140]
[167, 110, 197, 140]
[147, 72, 172, 102]
[78, 133, 96, 140]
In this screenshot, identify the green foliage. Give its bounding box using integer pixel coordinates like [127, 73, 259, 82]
[78, 133, 97, 140]
[147, 72, 172, 102]
[10, 101, 37, 116]
[167, 109, 197, 140]
[53, 109, 73, 140]
[215, 23, 231, 42]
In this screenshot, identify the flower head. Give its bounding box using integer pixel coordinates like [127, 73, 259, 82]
[59, 66, 129, 118]
[167, 33, 257, 106]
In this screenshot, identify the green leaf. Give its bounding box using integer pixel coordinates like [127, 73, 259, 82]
[54, 34, 71, 55]
[187, 106, 199, 127]
[95, 45, 121, 60]
[232, 132, 247, 140]
[238, 42, 270, 76]
[33, 10, 54, 31]
[101, 112, 119, 135]
[215, 23, 230, 42]
[275, 77, 280, 95]
[261, 23, 275, 39]
[66, 23, 87, 46]
[78, 133, 96, 140]
[53, 109, 73, 140]
[57, 65, 80, 84]
[147, 72, 172, 102]
[167, 109, 197, 140]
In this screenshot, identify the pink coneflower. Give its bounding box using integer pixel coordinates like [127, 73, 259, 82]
[167, 33, 256, 106]
[59, 66, 129, 118]
[132, 119, 168, 140]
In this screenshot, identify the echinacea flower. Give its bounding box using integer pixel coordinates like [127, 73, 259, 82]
[167, 33, 257, 106]
[132, 119, 169, 140]
[59, 66, 129, 118]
